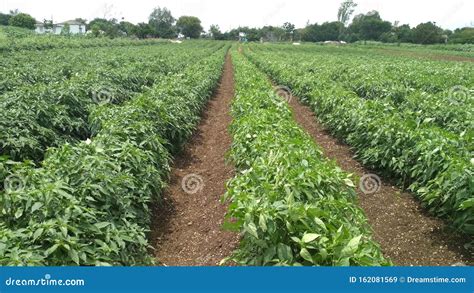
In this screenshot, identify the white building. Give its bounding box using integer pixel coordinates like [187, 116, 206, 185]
[35, 20, 86, 35]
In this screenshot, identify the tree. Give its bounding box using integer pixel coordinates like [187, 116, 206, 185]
[8, 13, 36, 29]
[176, 16, 203, 39]
[412, 22, 443, 44]
[302, 21, 344, 42]
[393, 24, 413, 43]
[43, 19, 53, 30]
[282, 22, 295, 41]
[337, 0, 357, 26]
[148, 7, 175, 38]
[260, 26, 285, 42]
[209, 24, 224, 40]
[348, 11, 392, 41]
[134, 23, 153, 39]
[88, 18, 120, 38]
[118, 21, 137, 36]
[0, 13, 12, 26]
[449, 27, 474, 44]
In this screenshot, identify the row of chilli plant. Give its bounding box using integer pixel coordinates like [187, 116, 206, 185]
[0, 46, 228, 265]
[0, 34, 170, 53]
[244, 48, 474, 243]
[1, 45, 170, 96]
[1, 41, 225, 95]
[222, 51, 390, 266]
[250, 46, 474, 135]
[0, 43, 225, 163]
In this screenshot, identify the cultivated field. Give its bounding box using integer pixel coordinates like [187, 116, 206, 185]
[0, 38, 472, 266]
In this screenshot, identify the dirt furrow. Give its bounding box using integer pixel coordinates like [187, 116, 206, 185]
[285, 94, 473, 266]
[151, 54, 239, 266]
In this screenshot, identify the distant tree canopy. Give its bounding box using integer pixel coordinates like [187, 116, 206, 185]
[176, 16, 203, 38]
[302, 21, 344, 42]
[411, 22, 444, 44]
[1, 2, 472, 45]
[449, 27, 474, 44]
[337, 0, 357, 26]
[0, 13, 11, 26]
[148, 7, 176, 38]
[348, 11, 392, 41]
[134, 22, 153, 39]
[209, 24, 224, 40]
[8, 13, 36, 29]
[88, 18, 121, 37]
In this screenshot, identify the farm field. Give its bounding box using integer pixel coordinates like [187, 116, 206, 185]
[0, 39, 473, 266]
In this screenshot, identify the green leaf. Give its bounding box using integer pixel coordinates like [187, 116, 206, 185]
[459, 199, 474, 210]
[94, 222, 111, 229]
[69, 249, 80, 265]
[31, 202, 43, 213]
[343, 178, 355, 188]
[302, 233, 320, 243]
[14, 209, 23, 219]
[314, 217, 327, 231]
[245, 222, 259, 239]
[259, 214, 267, 232]
[263, 246, 276, 263]
[33, 228, 44, 240]
[45, 244, 60, 256]
[277, 243, 293, 263]
[342, 235, 362, 256]
[300, 248, 313, 263]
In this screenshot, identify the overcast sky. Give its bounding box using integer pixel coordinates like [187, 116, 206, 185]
[1, 0, 473, 31]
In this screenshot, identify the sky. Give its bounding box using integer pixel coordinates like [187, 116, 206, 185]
[1, 0, 473, 31]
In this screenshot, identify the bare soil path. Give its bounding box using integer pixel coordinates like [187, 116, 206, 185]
[151, 54, 239, 266]
[285, 94, 473, 266]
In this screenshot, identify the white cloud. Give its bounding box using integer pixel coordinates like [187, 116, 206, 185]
[1, 0, 472, 31]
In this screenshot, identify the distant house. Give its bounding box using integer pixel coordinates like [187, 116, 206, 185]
[35, 20, 86, 35]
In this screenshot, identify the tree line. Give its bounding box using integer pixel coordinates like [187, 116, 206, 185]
[1, 1, 473, 44]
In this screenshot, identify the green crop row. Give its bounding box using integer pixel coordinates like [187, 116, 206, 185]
[244, 46, 474, 241]
[249, 45, 474, 135]
[0, 33, 169, 53]
[223, 51, 390, 266]
[0, 46, 228, 265]
[0, 43, 224, 163]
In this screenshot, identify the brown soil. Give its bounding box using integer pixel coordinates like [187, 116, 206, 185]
[285, 94, 473, 266]
[151, 54, 239, 266]
[376, 48, 474, 63]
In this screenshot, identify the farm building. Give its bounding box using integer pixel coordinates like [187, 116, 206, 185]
[35, 20, 86, 35]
